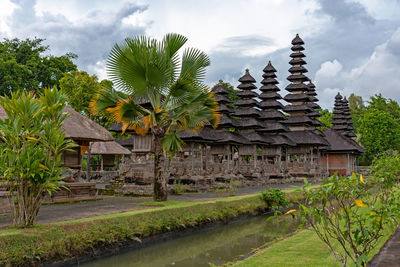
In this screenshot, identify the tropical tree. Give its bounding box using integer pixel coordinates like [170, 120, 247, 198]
[0, 88, 76, 227]
[0, 38, 77, 95]
[90, 33, 219, 201]
[59, 70, 104, 116]
[358, 109, 400, 163]
[317, 109, 333, 131]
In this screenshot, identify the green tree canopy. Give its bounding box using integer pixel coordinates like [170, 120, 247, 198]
[348, 93, 366, 133]
[368, 94, 400, 123]
[358, 108, 400, 163]
[317, 109, 333, 131]
[59, 70, 104, 116]
[0, 38, 77, 95]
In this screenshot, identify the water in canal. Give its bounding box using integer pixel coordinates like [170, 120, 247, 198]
[80, 214, 300, 267]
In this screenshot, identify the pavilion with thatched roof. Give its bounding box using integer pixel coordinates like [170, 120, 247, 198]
[85, 141, 131, 171]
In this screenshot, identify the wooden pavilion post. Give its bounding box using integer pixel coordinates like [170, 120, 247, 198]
[100, 155, 104, 171]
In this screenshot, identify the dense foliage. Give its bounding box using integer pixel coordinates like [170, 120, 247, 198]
[358, 109, 400, 163]
[59, 70, 104, 116]
[317, 108, 333, 131]
[0, 38, 77, 95]
[260, 188, 287, 208]
[0, 89, 76, 227]
[90, 33, 219, 201]
[297, 153, 400, 266]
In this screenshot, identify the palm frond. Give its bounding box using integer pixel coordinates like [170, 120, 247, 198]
[179, 47, 210, 86]
[162, 130, 184, 158]
[89, 84, 121, 116]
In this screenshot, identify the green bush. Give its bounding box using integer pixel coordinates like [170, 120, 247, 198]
[260, 188, 287, 208]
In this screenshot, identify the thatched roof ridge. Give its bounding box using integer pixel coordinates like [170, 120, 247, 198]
[258, 100, 284, 109]
[0, 105, 113, 142]
[284, 93, 311, 102]
[87, 141, 131, 155]
[285, 83, 308, 92]
[288, 66, 308, 74]
[323, 128, 363, 153]
[290, 52, 306, 58]
[238, 69, 256, 83]
[289, 58, 306, 65]
[259, 110, 287, 120]
[283, 116, 314, 125]
[287, 74, 309, 82]
[259, 91, 282, 100]
[234, 99, 259, 107]
[291, 34, 304, 45]
[237, 90, 259, 98]
[283, 104, 313, 113]
[215, 95, 232, 103]
[285, 131, 329, 146]
[63, 107, 114, 141]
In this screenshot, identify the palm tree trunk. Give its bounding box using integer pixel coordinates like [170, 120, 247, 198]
[153, 131, 168, 201]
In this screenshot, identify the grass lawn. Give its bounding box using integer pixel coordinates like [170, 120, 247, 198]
[231, 217, 396, 267]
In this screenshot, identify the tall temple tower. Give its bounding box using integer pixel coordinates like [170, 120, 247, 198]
[258, 61, 294, 146]
[283, 34, 315, 131]
[332, 93, 356, 138]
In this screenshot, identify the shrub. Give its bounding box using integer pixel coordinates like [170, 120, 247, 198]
[260, 188, 287, 208]
[297, 160, 400, 267]
[0, 88, 76, 227]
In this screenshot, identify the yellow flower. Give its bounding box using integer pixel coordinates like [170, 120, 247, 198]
[285, 209, 296, 215]
[360, 174, 365, 183]
[26, 136, 38, 141]
[376, 217, 381, 222]
[370, 211, 375, 216]
[354, 199, 367, 207]
[39, 164, 49, 170]
[352, 172, 356, 179]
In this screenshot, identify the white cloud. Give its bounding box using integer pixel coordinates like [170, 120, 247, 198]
[144, 0, 330, 53]
[315, 59, 343, 79]
[0, 0, 19, 36]
[347, 27, 400, 99]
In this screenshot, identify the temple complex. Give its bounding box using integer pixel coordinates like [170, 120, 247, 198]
[110, 34, 364, 194]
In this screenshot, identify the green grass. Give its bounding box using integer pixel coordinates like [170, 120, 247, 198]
[230, 225, 396, 267]
[137, 200, 187, 207]
[0, 189, 304, 266]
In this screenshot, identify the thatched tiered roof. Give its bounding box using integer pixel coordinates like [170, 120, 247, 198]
[332, 94, 356, 138]
[283, 34, 315, 129]
[233, 69, 272, 145]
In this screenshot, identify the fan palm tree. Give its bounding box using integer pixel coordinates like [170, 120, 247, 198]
[90, 33, 219, 201]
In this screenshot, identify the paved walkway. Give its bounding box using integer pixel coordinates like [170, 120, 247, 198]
[369, 225, 400, 267]
[0, 183, 304, 228]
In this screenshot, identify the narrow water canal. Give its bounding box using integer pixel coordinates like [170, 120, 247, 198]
[80, 215, 300, 267]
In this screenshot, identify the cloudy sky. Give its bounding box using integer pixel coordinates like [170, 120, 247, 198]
[1, 0, 400, 109]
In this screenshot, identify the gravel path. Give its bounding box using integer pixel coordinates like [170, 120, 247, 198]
[0, 183, 304, 228]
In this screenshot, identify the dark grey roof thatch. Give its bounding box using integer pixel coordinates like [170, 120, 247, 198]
[284, 93, 311, 102]
[323, 128, 363, 153]
[258, 100, 284, 109]
[285, 83, 308, 92]
[285, 131, 329, 146]
[283, 116, 314, 125]
[283, 104, 313, 113]
[291, 34, 304, 45]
